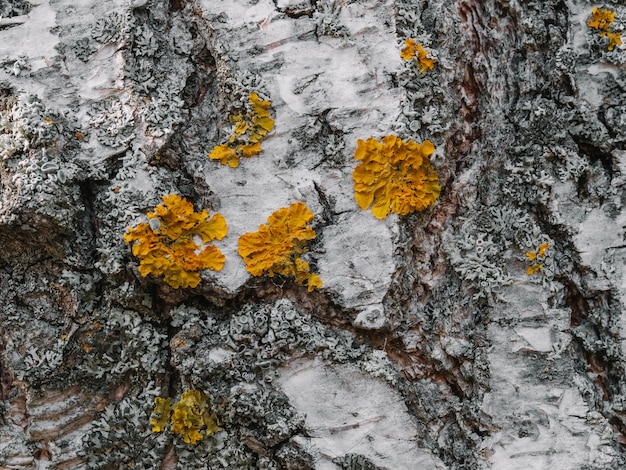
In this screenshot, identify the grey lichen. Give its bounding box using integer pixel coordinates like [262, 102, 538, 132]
[80, 382, 169, 469]
[88, 98, 135, 148]
[0, 93, 59, 159]
[91, 11, 125, 44]
[332, 453, 382, 470]
[0, 0, 30, 18]
[76, 308, 168, 380]
[313, 0, 350, 39]
[171, 299, 366, 386]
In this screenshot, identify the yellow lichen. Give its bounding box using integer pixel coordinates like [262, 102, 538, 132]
[400, 39, 436, 73]
[151, 391, 221, 445]
[208, 144, 238, 168]
[208, 92, 275, 167]
[352, 135, 441, 219]
[537, 242, 550, 258]
[416, 44, 436, 73]
[588, 7, 616, 31]
[525, 243, 550, 276]
[606, 31, 622, 51]
[588, 7, 622, 51]
[124, 194, 228, 289]
[150, 397, 173, 433]
[400, 38, 416, 61]
[170, 390, 221, 445]
[237, 202, 323, 291]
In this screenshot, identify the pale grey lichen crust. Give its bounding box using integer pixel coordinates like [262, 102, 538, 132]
[0, 0, 625, 469]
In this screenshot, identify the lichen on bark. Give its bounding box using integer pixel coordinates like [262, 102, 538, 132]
[1, 0, 626, 468]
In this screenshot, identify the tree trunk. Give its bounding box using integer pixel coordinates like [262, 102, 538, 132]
[1, 0, 625, 468]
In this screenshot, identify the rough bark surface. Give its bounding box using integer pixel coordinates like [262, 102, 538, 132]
[1, 0, 625, 468]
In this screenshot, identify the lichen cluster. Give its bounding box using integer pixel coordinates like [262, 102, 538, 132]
[209, 92, 275, 168]
[525, 242, 550, 275]
[352, 135, 441, 219]
[400, 38, 436, 73]
[124, 194, 227, 288]
[238, 202, 323, 291]
[151, 390, 221, 445]
[588, 7, 622, 51]
[0, 94, 59, 159]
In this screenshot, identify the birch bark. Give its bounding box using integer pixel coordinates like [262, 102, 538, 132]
[0, 0, 625, 468]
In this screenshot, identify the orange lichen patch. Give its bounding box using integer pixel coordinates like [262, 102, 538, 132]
[525, 243, 550, 276]
[588, 7, 616, 30]
[170, 391, 221, 445]
[208, 144, 238, 168]
[416, 44, 436, 73]
[400, 39, 436, 73]
[400, 38, 416, 60]
[209, 92, 275, 168]
[124, 194, 228, 289]
[352, 135, 440, 219]
[606, 31, 622, 51]
[75, 131, 84, 140]
[238, 202, 322, 291]
[150, 397, 173, 433]
[537, 243, 550, 257]
[588, 7, 622, 51]
[237, 142, 262, 158]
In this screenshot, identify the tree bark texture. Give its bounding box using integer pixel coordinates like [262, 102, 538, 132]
[1, 0, 625, 468]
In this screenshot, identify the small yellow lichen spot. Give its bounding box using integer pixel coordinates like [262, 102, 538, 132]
[234, 121, 248, 136]
[416, 44, 436, 73]
[588, 7, 621, 51]
[588, 7, 616, 31]
[606, 31, 622, 51]
[525, 251, 537, 261]
[124, 194, 228, 289]
[527, 264, 543, 275]
[170, 390, 222, 445]
[400, 38, 416, 61]
[238, 202, 322, 291]
[537, 243, 550, 258]
[150, 397, 173, 433]
[44, 117, 53, 125]
[209, 144, 238, 167]
[75, 131, 84, 140]
[209, 92, 274, 167]
[353, 135, 440, 219]
[305, 272, 323, 292]
[237, 143, 262, 158]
